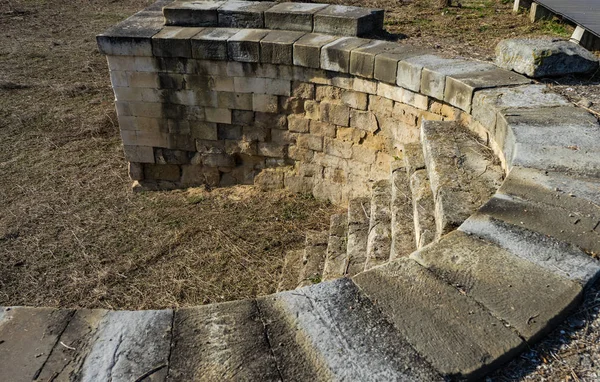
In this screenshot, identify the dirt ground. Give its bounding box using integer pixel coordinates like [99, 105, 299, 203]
[1, 0, 599, 380]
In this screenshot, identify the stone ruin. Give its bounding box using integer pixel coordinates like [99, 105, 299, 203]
[1, 0, 600, 380]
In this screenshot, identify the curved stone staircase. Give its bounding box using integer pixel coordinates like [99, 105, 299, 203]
[2, 0, 600, 381]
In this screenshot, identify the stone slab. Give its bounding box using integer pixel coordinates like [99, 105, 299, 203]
[35, 309, 109, 381]
[471, 84, 570, 131]
[374, 46, 432, 86]
[97, 11, 164, 56]
[496, 106, 600, 177]
[420, 58, 496, 101]
[402, 142, 426, 175]
[353, 257, 525, 379]
[168, 300, 280, 381]
[77, 310, 172, 382]
[217, 1, 275, 28]
[391, 168, 416, 259]
[409, 169, 436, 249]
[0, 307, 73, 382]
[322, 213, 349, 280]
[495, 38, 599, 78]
[258, 278, 442, 381]
[366, 179, 392, 270]
[346, 197, 371, 276]
[163, 1, 225, 27]
[421, 120, 503, 239]
[264, 2, 328, 32]
[313, 5, 384, 37]
[411, 230, 583, 342]
[444, 68, 531, 112]
[227, 29, 269, 62]
[460, 213, 600, 288]
[191, 27, 239, 60]
[293, 33, 338, 68]
[349, 40, 408, 79]
[396, 54, 449, 94]
[152, 26, 204, 57]
[260, 30, 306, 65]
[298, 231, 328, 286]
[278, 249, 304, 291]
[321, 37, 371, 73]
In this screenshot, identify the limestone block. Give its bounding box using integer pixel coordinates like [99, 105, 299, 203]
[254, 168, 285, 190]
[284, 174, 313, 194]
[227, 29, 269, 62]
[421, 58, 496, 101]
[234, 77, 266, 93]
[144, 164, 181, 181]
[320, 103, 350, 126]
[351, 145, 377, 164]
[313, 5, 384, 36]
[279, 97, 305, 114]
[205, 108, 232, 124]
[113, 87, 144, 102]
[324, 137, 352, 159]
[350, 40, 405, 79]
[341, 90, 368, 110]
[368, 95, 393, 117]
[304, 100, 320, 120]
[232, 110, 255, 125]
[495, 38, 599, 78]
[291, 81, 315, 99]
[217, 92, 252, 110]
[152, 26, 204, 57]
[253, 94, 279, 113]
[163, 1, 225, 27]
[336, 127, 366, 143]
[254, 112, 287, 129]
[288, 115, 310, 133]
[349, 109, 378, 133]
[260, 31, 306, 65]
[217, 124, 243, 140]
[264, 2, 327, 32]
[396, 54, 447, 93]
[288, 145, 315, 162]
[258, 142, 286, 157]
[321, 37, 370, 73]
[293, 33, 338, 68]
[292, 66, 330, 85]
[309, 120, 336, 138]
[377, 82, 405, 103]
[155, 148, 191, 164]
[353, 77, 378, 94]
[181, 165, 220, 186]
[97, 11, 163, 56]
[265, 79, 292, 97]
[190, 122, 218, 140]
[374, 46, 432, 85]
[191, 27, 239, 60]
[128, 162, 144, 180]
[297, 134, 323, 151]
[217, 1, 275, 28]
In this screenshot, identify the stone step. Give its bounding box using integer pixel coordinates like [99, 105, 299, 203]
[297, 231, 328, 287]
[421, 120, 503, 240]
[411, 230, 582, 343]
[353, 257, 525, 380]
[409, 169, 436, 249]
[277, 249, 304, 292]
[257, 279, 442, 381]
[365, 179, 392, 270]
[345, 197, 371, 276]
[322, 213, 349, 281]
[390, 166, 416, 259]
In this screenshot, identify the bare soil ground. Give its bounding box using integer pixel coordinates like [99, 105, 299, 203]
[1, 0, 599, 380]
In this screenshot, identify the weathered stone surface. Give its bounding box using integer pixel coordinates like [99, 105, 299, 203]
[374, 46, 432, 85]
[190, 27, 239, 60]
[260, 30, 305, 65]
[396, 54, 451, 94]
[460, 213, 600, 288]
[163, 1, 225, 27]
[322, 213, 349, 280]
[411, 230, 583, 342]
[444, 68, 531, 112]
[34, 309, 109, 381]
[78, 310, 172, 381]
[278, 249, 304, 291]
[124, 145, 155, 163]
[217, 1, 274, 28]
[258, 278, 442, 381]
[293, 33, 338, 68]
[264, 2, 327, 32]
[313, 5, 384, 37]
[391, 167, 416, 259]
[353, 257, 525, 379]
[321, 37, 370, 73]
[496, 106, 600, 177]
[227, 29, 269, 62]
[365, 179, 392, 270]
[168, 301, 280, 381]
[346, 197, 370, 276]
[152, 26, 204, 57]
[495, 38, 599, 78]
[409, 169, 436, 249]
[97, 11, 164, 56]
[402, 142, 426, 174]
[0, 307, 73, 382]
[421, 121, 503, 239]
[421, 58, 496, 101]
[298, 231, 328, 286]
[471, 84, 569, 131]
[350, 40, 413, 80]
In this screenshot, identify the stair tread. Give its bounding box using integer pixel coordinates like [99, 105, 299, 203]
[278, 249, 304, 292]
[365, 179, 392, 270]
[391, 168, 416, 259]
[297, 231, 328, 287]
[410, 169, 436, 249]
[346, 197, 371, 276]
[322, 213, 349, 281]
[421, 120, 503, 239]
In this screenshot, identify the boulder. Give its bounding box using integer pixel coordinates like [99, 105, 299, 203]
[495, 38, 599, 78]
